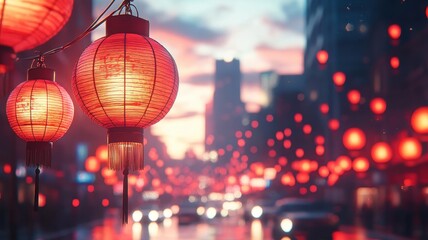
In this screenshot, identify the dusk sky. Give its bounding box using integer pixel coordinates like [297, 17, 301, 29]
[93, 0, 306, 159]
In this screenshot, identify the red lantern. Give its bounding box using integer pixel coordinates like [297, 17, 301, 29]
[319, 103, 329, 114]
[0, 0, 74, 72]
[411, 107, 428, 135]
[316, 50, 329, 64]
[390, 57, 400, 69]
[336, 155, 352, 171]
[303, 124, 312, 134]
[343, 128, 366, 151]
[318, 166, 329, 178]
[328, 119, 340, 131]
[296, 172, 309, 184]
[6, 66, 74, 210]
[347, 90, 361, 105]
[370, 98, 387, 115]
[388, 24, 401, 40]
[353, 157, 369, 173]
[398, 137, 422, 162]
[371, 142, 392, 164]
[294, 113, 303, 123]
[72, 14, 179, 223]
[332, 72, 346, 87]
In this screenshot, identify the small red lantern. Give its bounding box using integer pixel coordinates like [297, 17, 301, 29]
[281, 173, 295, 186]
[303, 124, 312, 134]
[296, 172, 310, 184]
[332, 72, 346, 87]
[353, 157, 369, 173]
[294, 113, 303, 123]
[343, 128, 366, 151]
[316, 50, 329, 64]
[371, 142, 392, 164]
[347, 90, 361, 105]
[370, 98, 387, 115]
[336, 155, 352, 171]
[319, 103, 329, 114]
[6, 65, 74, 210]
[411, 107, 428, 135]
[388, 24, 401, 40]
[398, 137, 422, 162]
[390, 57, 400, 69]
[315, 145, 325, 156]
[318, 166, 329, 178]
[328, 119, 340, 131]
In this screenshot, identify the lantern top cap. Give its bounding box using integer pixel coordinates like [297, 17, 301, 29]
[106, 15, 149, 37]
[27, 67, 55, 81]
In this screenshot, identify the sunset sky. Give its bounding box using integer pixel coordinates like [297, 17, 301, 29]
[93, 0, 306, 159]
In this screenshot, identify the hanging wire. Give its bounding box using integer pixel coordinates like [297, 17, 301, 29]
[17, 0, 138, 62]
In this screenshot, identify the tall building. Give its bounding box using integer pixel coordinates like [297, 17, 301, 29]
[208, 59, 245, 161]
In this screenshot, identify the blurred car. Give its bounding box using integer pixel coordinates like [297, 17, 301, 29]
[177, 201, 203, 225]
[271, 198, 340, 240]
[131, 205, 164, 223]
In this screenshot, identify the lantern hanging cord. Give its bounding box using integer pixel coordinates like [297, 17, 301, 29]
[17, 0, 133, 62]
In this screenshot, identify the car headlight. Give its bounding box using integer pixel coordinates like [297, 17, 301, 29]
[251, 205, 263, 218]
[280, 218, 293, 233]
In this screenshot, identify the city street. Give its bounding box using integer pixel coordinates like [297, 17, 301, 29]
[31, 209, 413, 240]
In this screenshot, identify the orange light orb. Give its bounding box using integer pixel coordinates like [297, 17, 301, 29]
[281, 173, 295, 186]
[300, 159, 311, 172]
[320, 103, 329, 114]
[296, 172, 310, 184]
[398, 137, 422, 161]
[370, 98, 387, 115]
[388, 24, 401, 40]
[333, 72, 346, 87]
[315, 145, 325, 156]
[96, 145, 108, 162]
[411, 107, 428, 134]
[328, 119, 340, 131]
[318, 166, 329, 178]
[353, 157, 369, 173]
[343, 128, 366, 151]
[347, 90, 361, 105]
[85, 156, 100, 173]
[371, 142, 392, 164]
[336, 155, 352, 171]
[316, 50, 329, 64]
[390, 57, 400, 69]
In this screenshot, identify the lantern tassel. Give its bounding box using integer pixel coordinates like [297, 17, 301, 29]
[122, 169, 128, 224]
[34, 166, 40, 211]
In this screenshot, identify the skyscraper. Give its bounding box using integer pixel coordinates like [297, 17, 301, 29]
[208, 59, 245, 161]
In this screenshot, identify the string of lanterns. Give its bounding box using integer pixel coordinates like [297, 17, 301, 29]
[1, 0, 179, 224]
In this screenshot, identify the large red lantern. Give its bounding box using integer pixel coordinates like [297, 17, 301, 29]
[0, 0, 73, 72]
[6, 65, 74, 210]
[343, 128, 366, 151]
[398, 137, 422, 162]
[72, 14, 179, 223]
[370, 97, 387, 115]
[371, 142, 392, 164]
[411, 107, 428, 135]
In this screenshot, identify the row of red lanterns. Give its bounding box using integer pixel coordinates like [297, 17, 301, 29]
[1, 0, 179, 223]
